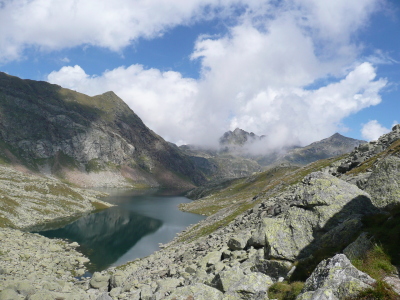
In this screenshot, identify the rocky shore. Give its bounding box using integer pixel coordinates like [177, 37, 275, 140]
[1, 125, 400, 299]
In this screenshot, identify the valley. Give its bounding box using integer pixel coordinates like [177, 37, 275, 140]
[0, 73, 399, 299]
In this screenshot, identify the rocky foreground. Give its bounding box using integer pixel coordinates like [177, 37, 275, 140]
[0, 125, 400, 300]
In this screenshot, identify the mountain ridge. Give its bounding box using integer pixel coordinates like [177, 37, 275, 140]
[0, 72, 206, 188]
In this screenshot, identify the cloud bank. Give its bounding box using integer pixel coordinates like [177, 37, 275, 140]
[2, 0, 388, 149]
[361, 120, 394, 141]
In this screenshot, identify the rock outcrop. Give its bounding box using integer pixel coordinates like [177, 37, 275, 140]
[250, 172, 377, 261]
[327, 124, 400, 208]
[0, 164, 111, 229]
[296, 254, 375, 300]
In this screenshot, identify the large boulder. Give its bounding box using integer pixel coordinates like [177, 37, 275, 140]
[343, 232, 373, 260]
[364, 156, 400, 208]
[296, 254, 375, 300]
[255, 172, 377, 261]
[223, 272, 273, 299]
[164, 283, 223, 300]
[89, 272, 110, 290]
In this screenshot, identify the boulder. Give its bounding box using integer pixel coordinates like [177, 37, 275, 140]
[224, 272, 273, 299]
[252, 259, 293, 281]
[259, 172, 377, 261]
[343, 232, 373, 260]
[90, 272, 110, 290]
[110, 270, 126, 288]
[96, 293, 113, 300]
[199, 250, 223, 268]
[227, 233, 250, 251]
[0, 289, 20, 300]
[211, 267, 246, 292]
[364, 156, 400, 208]
[164, 283, 223, 300]
[297, 254, 375, 299]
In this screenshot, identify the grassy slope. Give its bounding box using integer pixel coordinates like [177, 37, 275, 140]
[177, 155, 346, 243]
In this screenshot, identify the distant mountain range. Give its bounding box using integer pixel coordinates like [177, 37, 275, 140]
[0, 72, 365, 187]
[180, 129, 366, 180]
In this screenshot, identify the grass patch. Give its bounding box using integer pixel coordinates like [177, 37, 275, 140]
[48, 183, 84, 200]
[362, 204, 400, 265]
[352, 244, 395, 280]
[268, 281, 304, 300]
[91, 201, 110, 211]
[177, 200, 258, 243]
[346, 280, 399, 300]
[85, 159, 103, 173]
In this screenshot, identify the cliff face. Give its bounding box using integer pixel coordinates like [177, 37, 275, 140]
[0, 72, 206, 188]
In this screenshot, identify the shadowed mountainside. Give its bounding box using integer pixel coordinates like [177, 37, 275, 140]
[0, 72, 206, 188]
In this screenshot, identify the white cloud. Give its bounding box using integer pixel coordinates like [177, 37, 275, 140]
[48, 65, 200, 144]
[0, 0, 274, 63]
[46, 0, 387, 149]
[361, 120, 391, 141]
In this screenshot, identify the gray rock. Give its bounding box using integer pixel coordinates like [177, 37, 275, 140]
[227, 233, 250, 251]
[199, 250, 223, 268]
[343, 232, 373, 260]
[364, 156, 400, 208]
[252, 259, 293, 281]
[110, 270, 125, 288]
[247, 228, 266, 248]
[96, 293, 113, 300]
[296, 289, 338, 300]
[164, 283, 223, 300]
[297, 254, 375, 299]
[140, 285, 153, 300]
[0, 289, 20, 300]
[211, 267, 246, 292]
[225, 272, 273, 298]
[90, 272, 110, 290]
[27, 292, 56, 300]
[260, 172, 377, 261]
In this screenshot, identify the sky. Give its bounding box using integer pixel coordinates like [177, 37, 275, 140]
[1, 0, 399, 150]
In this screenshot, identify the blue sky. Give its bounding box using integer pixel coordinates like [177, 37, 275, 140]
[0, 0, 399, 148]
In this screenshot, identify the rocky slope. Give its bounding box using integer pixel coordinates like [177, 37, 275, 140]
[1, 125, 397, 299]
[274, 132, 366, 166]
[0, 164, 111, 230]
[0, 72, 206, 188]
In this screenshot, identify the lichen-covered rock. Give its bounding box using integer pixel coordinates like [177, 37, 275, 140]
[199, 250, 223, 268]
[227, 233, 250, 251]
[296, 289, 338, 300]
[252, 259, 293, 281]
[343, 232, 373, 260]
[296, 254, 375, 299]
[165, 283, 223, 300]
[0, 288, 21, 300]
[212, 267, 246, 292]
[90, 272, 110, 290]
[224, 272, 273, 299]
[260, 172, 377, 261]
[154, 278, 183, 299]
[364, 156, 400, 208]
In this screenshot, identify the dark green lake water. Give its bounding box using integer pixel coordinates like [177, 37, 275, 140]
[35, 189, 205, 273]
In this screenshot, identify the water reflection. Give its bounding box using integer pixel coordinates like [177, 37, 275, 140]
[35, 189, 204, 272]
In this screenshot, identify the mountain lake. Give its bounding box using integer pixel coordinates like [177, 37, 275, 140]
[32, 189, 205, 274]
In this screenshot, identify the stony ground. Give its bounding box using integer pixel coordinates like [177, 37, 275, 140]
[0, 125, 399, 300]
[0, 164, 112, 229]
